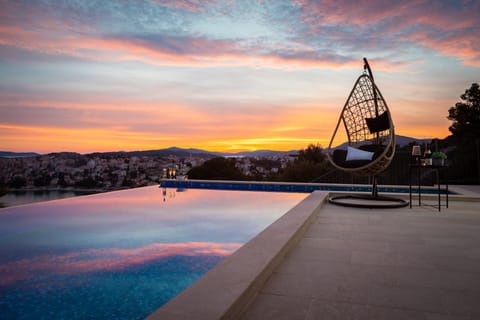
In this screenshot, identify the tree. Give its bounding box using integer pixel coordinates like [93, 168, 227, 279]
[446, 83, 480, 184]
[447, 83, 480, 143]
[9, 176, 27, 188]
[76, 176, 101, 188]
[280, 144, 330, 182]
[187, 157, 245, 180]
[297, 144, 327, 163]
[0, 184, 8, 196]
[34, 173, 52, 187]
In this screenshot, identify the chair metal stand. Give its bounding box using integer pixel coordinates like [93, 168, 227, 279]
[328, 176, 409, 208]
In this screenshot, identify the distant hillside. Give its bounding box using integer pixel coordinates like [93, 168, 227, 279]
[86, 147, 218, 159]
[0, 151, 40, 158]
[395, 135, 432, 147]
[47, 152, 82, 158]
[85, 147, 298, 158]
[1, 148, 299, 159]
[223, 149, 299, 157]
[332, 135, 432, 150]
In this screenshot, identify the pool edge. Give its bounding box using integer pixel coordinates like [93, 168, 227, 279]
[146, 191, 329, 320]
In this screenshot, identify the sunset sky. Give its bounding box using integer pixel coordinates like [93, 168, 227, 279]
[1, 0, 479, 154]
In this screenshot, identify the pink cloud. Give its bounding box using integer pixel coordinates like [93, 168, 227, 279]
[294, 0, 480, 66]
[295, 0, 408, 28]
[295, 0, 479, 31]
[0, 4, 400, 70]
[1, 0, 479, 68]
[0, 24, 360, 72]
[0, 24, 254, 67]
[149, 0, 220, 12]
[402, 29, 480, 66]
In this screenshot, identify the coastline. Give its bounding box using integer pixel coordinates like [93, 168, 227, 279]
[0, 188, 104, 208]
[0, 183, 160, 208]
[4, 187, 108, 193]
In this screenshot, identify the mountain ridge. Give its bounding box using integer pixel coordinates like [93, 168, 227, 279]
[0, 151, 41, 158]
[332, 134, 432, 150]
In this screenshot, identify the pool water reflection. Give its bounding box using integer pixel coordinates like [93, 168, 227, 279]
[0, 186, 307, 320]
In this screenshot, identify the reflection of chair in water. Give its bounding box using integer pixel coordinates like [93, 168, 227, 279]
[326, 58, 408, 208]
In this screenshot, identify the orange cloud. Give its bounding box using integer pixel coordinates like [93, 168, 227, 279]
[0, 124, 179, 153]
[0, 91, 343, 152]
[0, 90, 451, 154]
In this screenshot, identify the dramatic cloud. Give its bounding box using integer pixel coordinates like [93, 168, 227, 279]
[0, 0, 478, 152]
[294, 0, 480, 66]
[2, 0, 478, 67]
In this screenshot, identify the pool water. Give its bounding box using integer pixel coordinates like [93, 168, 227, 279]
[0, 186, 307, 320]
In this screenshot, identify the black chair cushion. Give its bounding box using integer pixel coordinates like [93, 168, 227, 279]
[365, 112, 389, 134]
[359, 144, 385, 159]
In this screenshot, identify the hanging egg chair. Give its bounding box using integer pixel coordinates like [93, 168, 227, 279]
[326, 58, 408, 208]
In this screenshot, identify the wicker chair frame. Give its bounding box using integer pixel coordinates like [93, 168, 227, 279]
[327, 59, 395, 176]
[326, 58, 407, 208]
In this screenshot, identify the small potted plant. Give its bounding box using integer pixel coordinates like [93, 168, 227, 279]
[431, 151, 447, 166]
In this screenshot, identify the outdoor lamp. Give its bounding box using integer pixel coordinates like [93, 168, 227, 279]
[412, 145, 421, 165]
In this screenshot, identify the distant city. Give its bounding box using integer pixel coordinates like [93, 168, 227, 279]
[0, 147, 298, 192]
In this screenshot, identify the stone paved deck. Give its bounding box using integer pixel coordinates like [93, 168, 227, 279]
[241, 198, 480, 319]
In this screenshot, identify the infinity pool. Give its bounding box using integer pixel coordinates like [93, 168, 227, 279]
[0, 186, 307, 320]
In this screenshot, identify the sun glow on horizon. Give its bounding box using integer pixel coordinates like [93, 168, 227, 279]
[0, 123, 451, 154]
